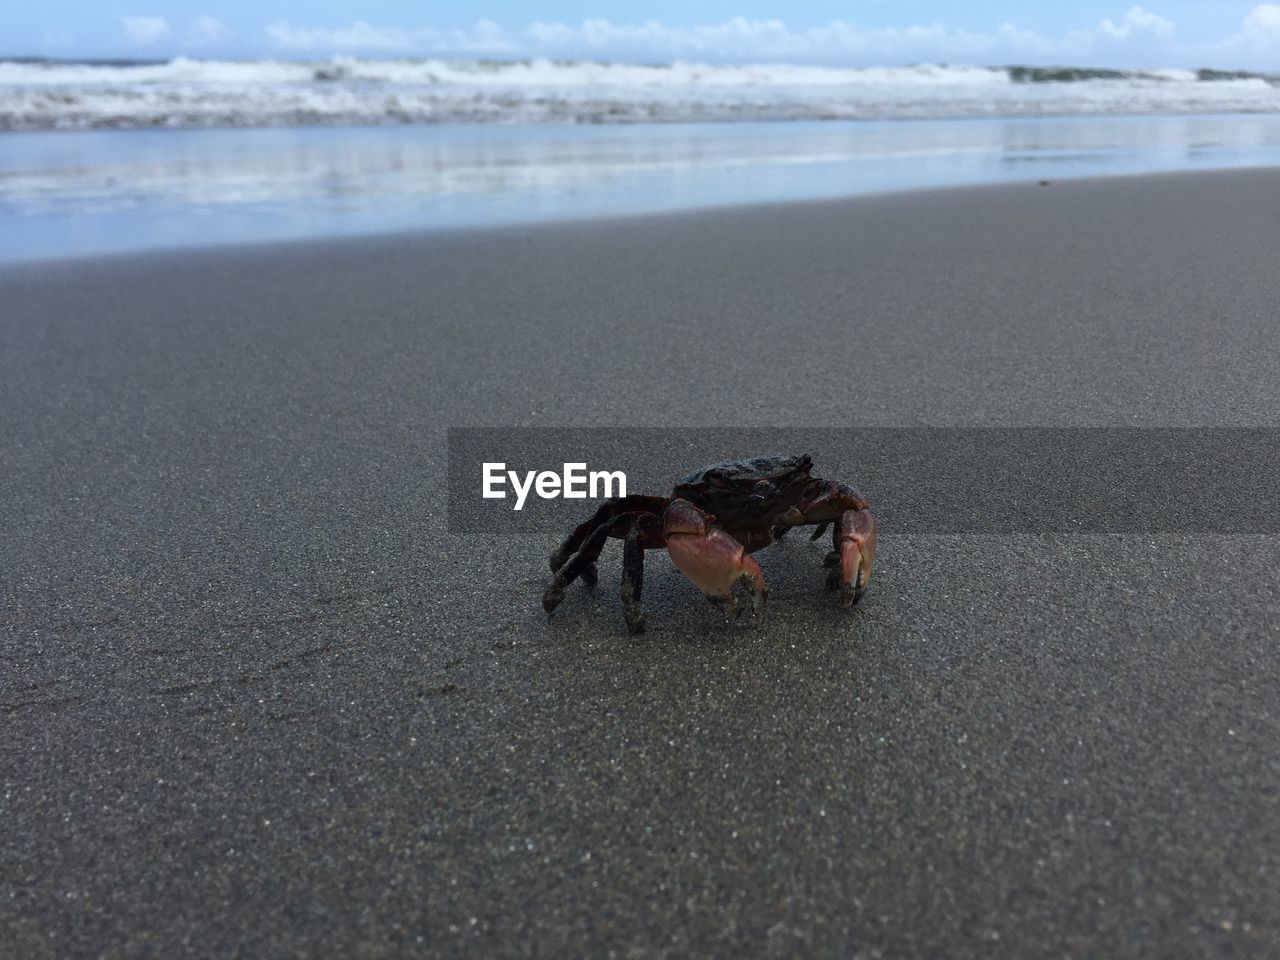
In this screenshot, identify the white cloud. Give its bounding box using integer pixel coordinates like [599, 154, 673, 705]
[1180, 4, 1280, 64]
[266, 20, 509, 54]
[1097, 7, 1173, 41]
[261, 15, 1137, 62]
[256, 10, 1280, 68]
[122, 16, 171, 46]
[267, 21, 411, 51]
[526, 17, 1032, 60]
[186, 16, 234, 47]
[1242, 4, 1280, 34]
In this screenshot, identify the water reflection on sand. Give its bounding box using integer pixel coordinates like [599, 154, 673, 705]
[3, 113, 1280, 262]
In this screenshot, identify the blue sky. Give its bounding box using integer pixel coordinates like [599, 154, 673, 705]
[10, 3, 1280, 68]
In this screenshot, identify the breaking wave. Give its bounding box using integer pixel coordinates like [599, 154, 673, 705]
[2, 56, 1279, 130]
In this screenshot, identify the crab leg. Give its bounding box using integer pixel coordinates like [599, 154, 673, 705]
[663, 499, 767, 617]
[772, 521, 829, 541]
[544, 496, 669, 621]
[621, 527, 646, 635]
[547, 495, 669, 572]
[543, 524, 610, 614]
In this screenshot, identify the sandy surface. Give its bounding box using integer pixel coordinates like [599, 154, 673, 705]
[3, 170, 1279, 957]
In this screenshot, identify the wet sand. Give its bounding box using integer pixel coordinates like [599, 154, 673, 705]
[2, 170, 1279, 957]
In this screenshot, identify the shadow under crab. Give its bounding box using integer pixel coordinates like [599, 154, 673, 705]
[542, 454, 877, 634]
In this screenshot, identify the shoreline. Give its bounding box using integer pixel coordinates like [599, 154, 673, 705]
[4, 162, 1280, 272]
[5, 113, 1280, 265]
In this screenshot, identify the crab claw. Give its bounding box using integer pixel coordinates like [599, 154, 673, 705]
[827, 507, 877, 606]
[664, 499, 767, 618]
[797, 479, 868, 519]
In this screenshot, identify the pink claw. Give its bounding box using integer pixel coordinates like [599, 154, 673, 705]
[664, 499, 767, 616]
[836, 508, 877, 606]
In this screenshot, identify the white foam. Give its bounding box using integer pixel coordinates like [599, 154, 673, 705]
[2, 57, 1279, 130]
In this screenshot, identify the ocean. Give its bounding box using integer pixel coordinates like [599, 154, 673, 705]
[3, 56, 1280, 262]
[6, 57, 1280, 129]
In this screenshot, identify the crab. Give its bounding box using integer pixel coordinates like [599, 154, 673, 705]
[542, 454, 876, 634]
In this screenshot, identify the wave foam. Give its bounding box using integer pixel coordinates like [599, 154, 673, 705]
[2, 57, 1278, 130]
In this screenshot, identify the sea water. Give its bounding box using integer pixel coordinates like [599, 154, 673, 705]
[3, 57, 1280, 262]
[5, 58, 1280, 129]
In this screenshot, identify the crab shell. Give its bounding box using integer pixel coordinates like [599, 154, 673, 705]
[671, 454, 815, 532]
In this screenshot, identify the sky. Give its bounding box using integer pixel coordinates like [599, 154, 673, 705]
[9, 3, 1280, 69]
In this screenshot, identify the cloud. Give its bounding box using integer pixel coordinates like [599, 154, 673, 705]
[256, 9, 1279, 68]
[266, 21, 411, 51]
[122, 16, 171, 46]
[1242, 3, 1280, 34]
[186, 16, 234, 47]
[1097, 6, 1173, 41]
[1178, 4, 1280, 63]
[526, 17, 1032, 60]
[265, 20, 508, 54]
[261, 15, 1138, 62]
